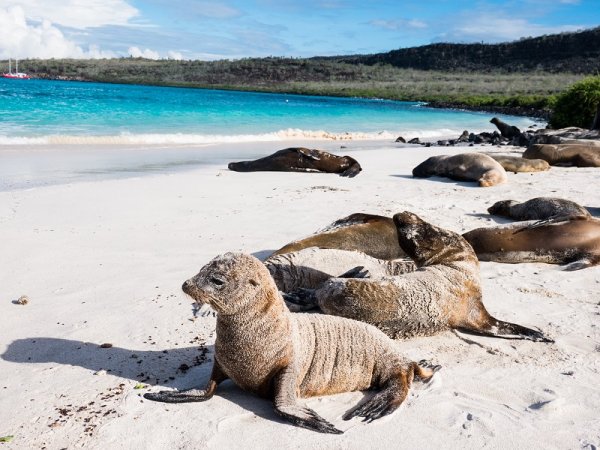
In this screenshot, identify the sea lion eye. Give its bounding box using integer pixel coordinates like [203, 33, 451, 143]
[210, 276, 226, 287]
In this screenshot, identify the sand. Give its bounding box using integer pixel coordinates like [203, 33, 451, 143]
[0, 140, 599, 449]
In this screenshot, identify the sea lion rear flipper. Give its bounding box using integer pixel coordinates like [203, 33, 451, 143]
[563, 255, 600, 271]
[464, 318, 553, 343]
[282, 289, 319, 311]
[274, 367, 343, 434]
[516, 214, 588, 233]
[338, 266, 370, 279]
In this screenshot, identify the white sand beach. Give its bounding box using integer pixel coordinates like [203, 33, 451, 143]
[1, 140, 599, 449]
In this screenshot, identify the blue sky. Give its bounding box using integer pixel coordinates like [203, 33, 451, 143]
[0, 0, 598, 60]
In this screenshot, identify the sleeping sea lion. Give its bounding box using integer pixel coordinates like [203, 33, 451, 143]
[412, 153, 507, 187]
[486, 154, 550, 173]
[144, 253, 439, 433]
[487, 197, 591, 222]
[272, 213, 403, 260]
[228, 148, 362, 177]
[463, 218, 600, 270]
[523, 144, 600, 167]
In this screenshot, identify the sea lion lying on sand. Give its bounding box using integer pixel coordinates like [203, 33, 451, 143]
[272, 213, 403, 260]
[488, 197, 591, 222]
[486, 154, 550, 173]
[463, 218, 600, 270]
[288, 212, 550, 341]
[265, 247, 415, 292]
[228, 147, 362, 177]
[412, 153, 507, 187]
[523, 144, 600, 167]
[144, 253, 439, 433]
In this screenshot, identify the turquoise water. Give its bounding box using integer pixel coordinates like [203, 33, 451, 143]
[0, 78, 540, 144]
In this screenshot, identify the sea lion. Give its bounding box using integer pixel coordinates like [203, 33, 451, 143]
[290, 212, 549, 341]
[272, 213, 403, 260]
[228, 147, 362, 177]
[523, 144, 600, 167]
[412, 153, 507, 187]
[463, 218, 600, 270]
[144, 253, 439, 433]
[488, 197, 591, 222]
[490, 117, 521, 139]
[265, 247, 415, 292]
[486, 154, 550, 173]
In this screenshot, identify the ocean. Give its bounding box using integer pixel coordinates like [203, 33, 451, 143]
[0, 78, 540, 145]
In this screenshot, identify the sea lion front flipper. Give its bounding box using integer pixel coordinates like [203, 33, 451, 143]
[563, 254, 600, 271]
[296, 148, 320, 160]
[343, 375, 409, 423]
[340, 163, 362, 178]
[338, 266, 370, 279]
[144, 360, 227, 403]
[282, 289, 319, 311]
[273, 366, 343, 434]
[517, 214, 588, 233]
[463, 318, 553, 343]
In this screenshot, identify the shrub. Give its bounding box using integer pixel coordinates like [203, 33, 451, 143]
[549, 76, 600, 129]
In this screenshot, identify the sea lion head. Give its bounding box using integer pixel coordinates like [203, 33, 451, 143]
[487, 200, 517, 217]
[412, 156, 439, 177]
[339, 156, 362, 177]
[182, 252, 266, 315]
[393, 211, 475, 266]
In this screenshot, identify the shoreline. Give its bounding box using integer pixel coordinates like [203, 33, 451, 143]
[0, 140, 598, 448]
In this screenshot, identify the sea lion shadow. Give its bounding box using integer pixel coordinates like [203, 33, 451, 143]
[464, 213, 513, 224]
[390, 174, 477, 187]
[251, 250, 275, 261]
[1, 337, 214, 389]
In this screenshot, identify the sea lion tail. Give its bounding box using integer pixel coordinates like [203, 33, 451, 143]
[481, 318, 553, 343]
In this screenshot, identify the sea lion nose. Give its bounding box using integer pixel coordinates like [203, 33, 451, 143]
[182, 279, 193, 294]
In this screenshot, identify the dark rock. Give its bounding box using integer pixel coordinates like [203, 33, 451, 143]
[408, 137, 420, 144]
[395, 136, 406, 143]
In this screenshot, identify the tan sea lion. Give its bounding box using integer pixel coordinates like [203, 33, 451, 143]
[412, 153, 507, 187]
[144, 253, 439, 433]
[523, 144, 600, 167]
[265, 247, 415, 292]
[487, 154, 550, 173]
[272, 213, 403, 260]
[291, 212, 549, 341]
[488, 197, 591, 222]
[463, 218, 600, 270]
[228, 147, 362, 177]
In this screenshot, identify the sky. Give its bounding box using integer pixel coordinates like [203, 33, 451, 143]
[0, 0, 598, 61]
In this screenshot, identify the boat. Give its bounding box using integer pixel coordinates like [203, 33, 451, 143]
[2, 58, 30, 79]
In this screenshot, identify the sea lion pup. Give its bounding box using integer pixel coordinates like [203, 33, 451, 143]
[523, 144, 600, 167]
[463, 218, 600, 270]
[486, 154, 550, 173]
[488, 197, 591, 222]
[272, 213, 404, 260]
[412, 153, 507, 187]
[265, 247, 415, 292]
[301, 212, 549, 341]
[228, 147, 362, 177]
[144, 253, 439, 433]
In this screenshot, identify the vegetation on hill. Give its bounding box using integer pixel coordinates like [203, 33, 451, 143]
[3, 27, 599, 119]
[550, 76, 600, 128]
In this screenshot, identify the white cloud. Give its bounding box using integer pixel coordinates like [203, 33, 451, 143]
[0, 6, 116, 59]
[128, 46, 160, 59]
[167, 50, 184, 60]
[2, 0, 139, 29]
[370, 19, 427, 30]
[435, 14, 584, 43]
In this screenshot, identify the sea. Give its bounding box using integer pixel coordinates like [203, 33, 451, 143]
[0, 78, 540, 145]
[0, 78, 542, 190]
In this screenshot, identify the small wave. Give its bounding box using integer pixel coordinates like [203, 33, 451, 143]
[0, 128, 469, 146]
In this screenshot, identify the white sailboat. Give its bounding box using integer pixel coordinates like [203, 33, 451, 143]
[2, 58, 30, 79]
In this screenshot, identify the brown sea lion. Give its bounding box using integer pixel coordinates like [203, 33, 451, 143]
[487, 154, 550, 173]
[488, 197, 591, 222]
[412, 153, 507, 187]
[272, 213, 403, 260]
[144, 253, 439, 433]
[490, 117, 521, 139]
[291, 212, 549, 341]
[228, 147, 362, 177]
[265, 247, 415, 292]
[523, 144, 600, 167]
[463, 218, 600, 270]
